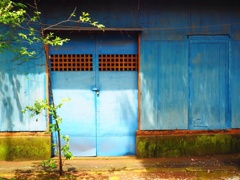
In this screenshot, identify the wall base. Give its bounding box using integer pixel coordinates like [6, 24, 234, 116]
[0, 133, 51, 161]
[136, 130, 240, 158]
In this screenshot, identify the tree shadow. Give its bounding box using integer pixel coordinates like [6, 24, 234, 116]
[0, 162, 109, 180]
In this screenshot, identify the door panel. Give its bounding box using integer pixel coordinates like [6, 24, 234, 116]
[51, 72, 96, 156]
[189, 36, 229, 130]
[96, 33, 138, 155]
[70, 137, 96, 156]
[49, 32, 138, 156]
[97, 72, 138, 156]
[97, 33, 138, 54]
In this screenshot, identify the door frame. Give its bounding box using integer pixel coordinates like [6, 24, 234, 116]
[187, 35, 230, 130]
[45, 31, 142, 156]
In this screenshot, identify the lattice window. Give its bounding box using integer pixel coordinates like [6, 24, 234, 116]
[50, 54, 93, 71]
[99, 54, 138, 71]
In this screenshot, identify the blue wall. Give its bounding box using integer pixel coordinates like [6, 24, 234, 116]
[0, 46, 47, 131]
[1, 0, 240, 131]
[42, 0, 238, 130]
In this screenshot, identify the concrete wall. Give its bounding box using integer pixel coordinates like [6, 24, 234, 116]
[0, 133, 51, 160]
[137, 131, 240, 158]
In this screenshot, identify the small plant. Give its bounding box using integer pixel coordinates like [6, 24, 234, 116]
[42, 158, 57, 169]
[22, 98, 72, 176]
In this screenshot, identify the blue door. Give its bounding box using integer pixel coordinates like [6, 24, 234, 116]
[49, 32, 138, 156]
[96, 34, 138, 156]
[188, 36, 229, 129]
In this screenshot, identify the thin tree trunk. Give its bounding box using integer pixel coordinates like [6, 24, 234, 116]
[46, 49, 63, 176]
[56, 120, 63, 175]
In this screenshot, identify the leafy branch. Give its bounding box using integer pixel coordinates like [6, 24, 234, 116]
[0, 0, 104, 61]
[3, 0, 105, 176]
[22, 98, 72, 175]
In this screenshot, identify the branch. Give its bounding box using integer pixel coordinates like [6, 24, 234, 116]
[43, 7, 78, 31]
[68, 7, 77, 21]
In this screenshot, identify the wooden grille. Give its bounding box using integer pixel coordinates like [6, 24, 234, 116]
[50, 54, 93, 71]
[99, 54, 138, 71]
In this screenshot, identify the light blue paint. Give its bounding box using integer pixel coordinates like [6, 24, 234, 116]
[2, 0, 240, 134]
[50, 32, 138, 156]
[0, 48, 46, 131]
[98, 72, 138, 155]
[51, 72, 96, 156]
[97, 136, 136, 156]
[41, 0, 240, 132]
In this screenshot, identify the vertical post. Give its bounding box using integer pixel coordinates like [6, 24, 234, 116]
[137, 33, 141, 130]
[45, 44, 50, 127]
[45, 44, 63, 175]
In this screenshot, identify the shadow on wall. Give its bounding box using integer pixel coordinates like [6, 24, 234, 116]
[0, 63, 23, 131]
[0, 49, 47, 160]
[0, 50, 46, 131]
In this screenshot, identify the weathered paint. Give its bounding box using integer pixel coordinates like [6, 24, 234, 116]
[0, 135, 51, 160]
[50, 32, 138, 156]
[230, 40, 240, 128]
[140, 41, 188, 129]
[1, 0, 240, 159]
[0, 49, 47, 131]
[137, 134, 240, 158]
[1, 0, 238, 132]
[188, 36, 229, 129]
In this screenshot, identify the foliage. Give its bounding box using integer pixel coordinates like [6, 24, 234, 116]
[0, 0, 66, 60]
[3, 0, 104, 176]
[0, 0, 26, 26]
[22, 99, 72, 175]
[42, 158, 57, 170]
[80, 12, 105, 29]
[0, 0, 104, 61]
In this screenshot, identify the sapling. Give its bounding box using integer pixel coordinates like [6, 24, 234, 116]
[22, 98, 72, 175]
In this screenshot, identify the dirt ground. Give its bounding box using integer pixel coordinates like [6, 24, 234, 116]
[0, 154, 240, 179]
[3, 170, 240, 180]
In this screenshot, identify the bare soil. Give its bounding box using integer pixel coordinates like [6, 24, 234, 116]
[0, 154, 240, 179]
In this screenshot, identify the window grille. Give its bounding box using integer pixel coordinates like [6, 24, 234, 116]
[50, 54, 93, 71]
[99, 54, 138, 71]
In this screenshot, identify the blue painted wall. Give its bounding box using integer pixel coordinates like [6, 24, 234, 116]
[0, 47, 47, 131]
[1, 0, 240, 131]
[49, 32, 138, 156]
[188, 36, 229, 129]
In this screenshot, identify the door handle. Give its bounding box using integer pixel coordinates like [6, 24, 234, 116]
[92, 87, 100, 96]
[92, 87, 98, 91]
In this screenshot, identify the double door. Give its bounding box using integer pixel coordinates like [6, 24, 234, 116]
[49, 32, 138, 156]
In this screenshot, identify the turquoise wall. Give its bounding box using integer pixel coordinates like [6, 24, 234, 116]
[0, 48, 47, 131]
[40, 0, 240, 130]
[1, 0, 240, 132]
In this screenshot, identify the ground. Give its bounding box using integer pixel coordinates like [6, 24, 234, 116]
[0, 154, 240, 179]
